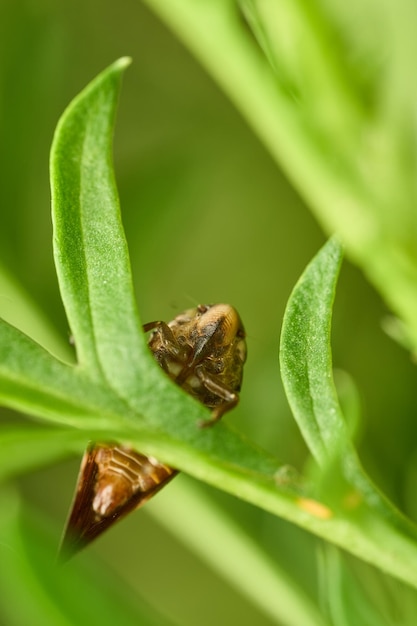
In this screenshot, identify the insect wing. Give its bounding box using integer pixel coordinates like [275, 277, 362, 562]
[61, 303, 246, 559]
[60, 444, 177, 560]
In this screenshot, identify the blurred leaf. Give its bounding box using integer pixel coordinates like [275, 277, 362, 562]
[148, 476, 327, 626]
[144, 0, 417, 352]
[0, 426, 87, 482]
[333, 369, 362, 441]
[0, 487, 177, 626]
[0, 261, 71, 363]
[318, 546, 385, 626]
[318, 545, 417, 626]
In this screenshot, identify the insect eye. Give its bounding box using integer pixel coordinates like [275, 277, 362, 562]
[197, 304, 210, 314]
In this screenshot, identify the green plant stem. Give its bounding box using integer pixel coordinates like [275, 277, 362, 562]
[143, 0, 417, 351]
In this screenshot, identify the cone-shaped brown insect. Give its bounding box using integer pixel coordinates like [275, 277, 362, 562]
[60, 304, 246, 559]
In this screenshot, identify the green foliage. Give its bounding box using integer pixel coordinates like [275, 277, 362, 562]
[1, 2, 417, 624]
[0, 487, 175, 626]
[146, 0, 417, 352]
[280, 238, 345, 466]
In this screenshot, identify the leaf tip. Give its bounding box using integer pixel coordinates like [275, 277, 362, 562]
[114, 56, 132, 72]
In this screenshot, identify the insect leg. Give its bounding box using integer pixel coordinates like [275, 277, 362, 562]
[194, 364, 239, 427]
[143, 320, 176, 343]
[143, 321, 192, 379]
[143, 321, 187, 358]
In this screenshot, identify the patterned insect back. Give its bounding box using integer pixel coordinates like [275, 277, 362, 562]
[60, 304, 246, 559]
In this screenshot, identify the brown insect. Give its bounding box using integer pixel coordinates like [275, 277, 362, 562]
[60, 304, 246, 559]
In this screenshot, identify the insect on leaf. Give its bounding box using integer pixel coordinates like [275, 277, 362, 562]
[60, 304, 247, 559]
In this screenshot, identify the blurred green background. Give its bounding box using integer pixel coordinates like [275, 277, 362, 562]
[1, 1, 417, 624]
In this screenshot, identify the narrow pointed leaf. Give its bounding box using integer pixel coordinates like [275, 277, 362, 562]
[50, 57, 156, 405]
[280, 238, 345, 465]
[0, 261, 71, 362]
[0, 319, 131, 429]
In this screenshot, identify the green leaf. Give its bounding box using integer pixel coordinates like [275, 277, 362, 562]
[50, 56, 196, 432]
[50, 57, 159, 408]
[278, 237, 417, 587]
[148, 476, 327, 626]
[144, 0, 417, 352]
[3, 58, 417, 593]
[0, 488, 176, 626]
[0, 318, 130, 429]
[280, 238, 345, 466]
[333, 369, 362, 442]
[0, 261, 71, 362]
[0, 426, 87, 482]
[318, 546, 417, 626]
